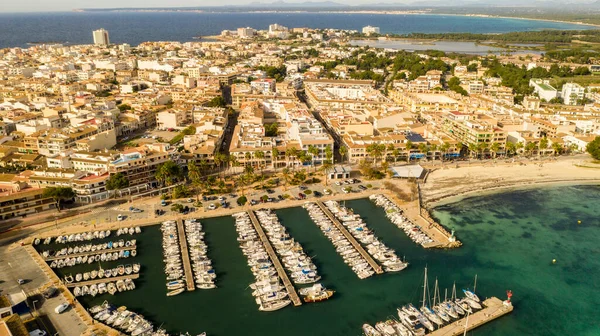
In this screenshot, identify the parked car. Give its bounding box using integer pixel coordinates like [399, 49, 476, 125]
[334, 181, 342, 186]
[266, 189, 275, 194]
[208, 204, 216, 210]
[43, 286, 58, 299]
[313, 191, 322, 197]
[298, 193, 306, 199]
[29, 329, 47, 336]
[218, 196, 226, 201]
[323, 189, 332, 195]
[299, 186, 307, 190]
[17, 279, 26, 285]
[160, 200, 168, 206]
[358, 185, 367, 190]
[250, 199, 258, 205]
[116, 214, 125, 221]
[54, 303, 69, 314]
[187, 198, 194, 203]
[278, 195, 284, 201]
[130, 207, 143, 213]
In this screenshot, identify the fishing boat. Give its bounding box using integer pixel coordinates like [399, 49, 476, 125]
[303, 289, 334, 303]
[166, 288, 185, 296]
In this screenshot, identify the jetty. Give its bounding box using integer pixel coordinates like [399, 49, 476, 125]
[246, 210, 302, 307]
[176, 219, 195, 292]
[428, 297, 513, 336]
[315, 202, 384, 274]
[65, 274, 140, 288]
[44, 245, 137, 261]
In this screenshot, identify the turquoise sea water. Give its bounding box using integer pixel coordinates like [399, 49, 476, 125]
[45, 185, 600, 335]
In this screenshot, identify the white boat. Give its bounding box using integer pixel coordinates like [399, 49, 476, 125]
[362, 323, 382, 336]
[167, 288, 185, 296]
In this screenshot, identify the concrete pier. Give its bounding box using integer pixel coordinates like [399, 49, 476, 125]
[428, 297, 513, 336]
[315, 201, 384, 274]
[65, 273, 140, 288]
[44, 245, 136, 261]
[176, 219, 196, 292]
[247, 210, 302, 307]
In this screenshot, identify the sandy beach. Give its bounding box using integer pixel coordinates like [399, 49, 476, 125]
[420, 156, 600, 207]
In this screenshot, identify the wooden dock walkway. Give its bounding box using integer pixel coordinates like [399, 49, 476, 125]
[315, 201, 384, 274]
[176, 219, 195, 291]
[428, 297, 513, 336]
[44, 245, 137, 261]
[65, 274, 140, 288]
[246, 210, 302, 307]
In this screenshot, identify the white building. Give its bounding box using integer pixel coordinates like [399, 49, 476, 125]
[237, 27, 256, 39]
[561, 83, 585, 105]
[362, 26, 380, 35]
[529, 79, 558, 102]
[93, 28, 110, 46]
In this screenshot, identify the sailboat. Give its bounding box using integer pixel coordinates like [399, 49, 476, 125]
[431, 278, 451, 322]
[420, 266, 444, 327]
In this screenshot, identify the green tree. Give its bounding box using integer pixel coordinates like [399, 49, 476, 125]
[42, 187, 75, 210]
[405, 141, 413, 162]
[552, 142, 563, 156]
[586, 136, 600, 160]
[106, 172, 129, 190]
[118, 104, 131, 111]
[525, 142, 537, 157]
[206, 96, 226, 108]
[265, 123, 278, 137]
[271, 147, 279, 168]
[338, 145, 348, 164]
[155, 161, 183, 190]
[308, 145, 319, 172]
[255, 151, 265, 187]
[539, 137, 549, 156]
[282, 167, 290, 191]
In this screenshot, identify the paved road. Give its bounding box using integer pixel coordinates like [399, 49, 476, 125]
[0, 246, 86, 336]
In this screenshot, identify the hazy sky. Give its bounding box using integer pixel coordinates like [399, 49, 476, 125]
[1, 0, 590, 13]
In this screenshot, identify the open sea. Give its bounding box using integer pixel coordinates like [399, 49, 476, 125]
[44, 184, 600, 336]
[0, 12, 596, 49]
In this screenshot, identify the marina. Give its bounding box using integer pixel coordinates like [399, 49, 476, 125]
[246, 210, 302, 307]
[44, 245, 136, 262]
[21, 197, 530, 335]
[314, 201, 384, 275]
[177, 219, 196, 292]
[183, 219, 217, 290]
[323, 200, 408, 273]
[65, 273, 140, 288]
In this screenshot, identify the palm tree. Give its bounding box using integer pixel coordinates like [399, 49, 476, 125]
[477, 143, 489, 160]
[516, 142, 524, 156]
[430, 144, 438, 161]
[271, 147, 279, 169]
[255, 151, 265, 187]
[282, 167, 290, 191]
[325, 145, 333, 164]
[321, 160, 333, 186]
[539, 137, 549, 157]
[381, 160, 390, 178]
[286, 147, 298, 171]
[490, 142, 500, 159]
[244, 151, 252, 167]
[456, 142, 464, 158]
[440, 142, 450, 162]
[468, 143, 478, 159]
[525, 142, 537, 157]
[418, 143, 429, 160]
[506, 142, 516, 156]
[405, 140, 413, 163]
[188, 161, 202, 200]
[308, 145, 319, 172]
[552, 142, 563, 156]
[338, 145, 348, 164]
[387, 144, 395, 162]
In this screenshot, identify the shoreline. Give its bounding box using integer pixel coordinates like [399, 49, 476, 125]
[420, 157, 600, 209]
[426, 178, 600, 209]
[70, 9, 600, 29]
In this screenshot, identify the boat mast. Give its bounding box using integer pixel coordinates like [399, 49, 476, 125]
[452, 282, 457, 300]
[422, 266, 428, 309]
[474, 274, 478, 293]
[444, 288, 448, 302]
[433, 278, 439, 306]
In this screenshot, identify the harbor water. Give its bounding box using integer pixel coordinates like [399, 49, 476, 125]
[59, 185, 599, 335]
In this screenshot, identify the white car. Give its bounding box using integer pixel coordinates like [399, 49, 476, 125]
[54, 303, 69, 314]
[29, 329, 47, 336]
[208, 204, 216, 210]
[323, 189, 332, 195]
[116, 214, 125, 221]
[335, 181, 342, 186]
